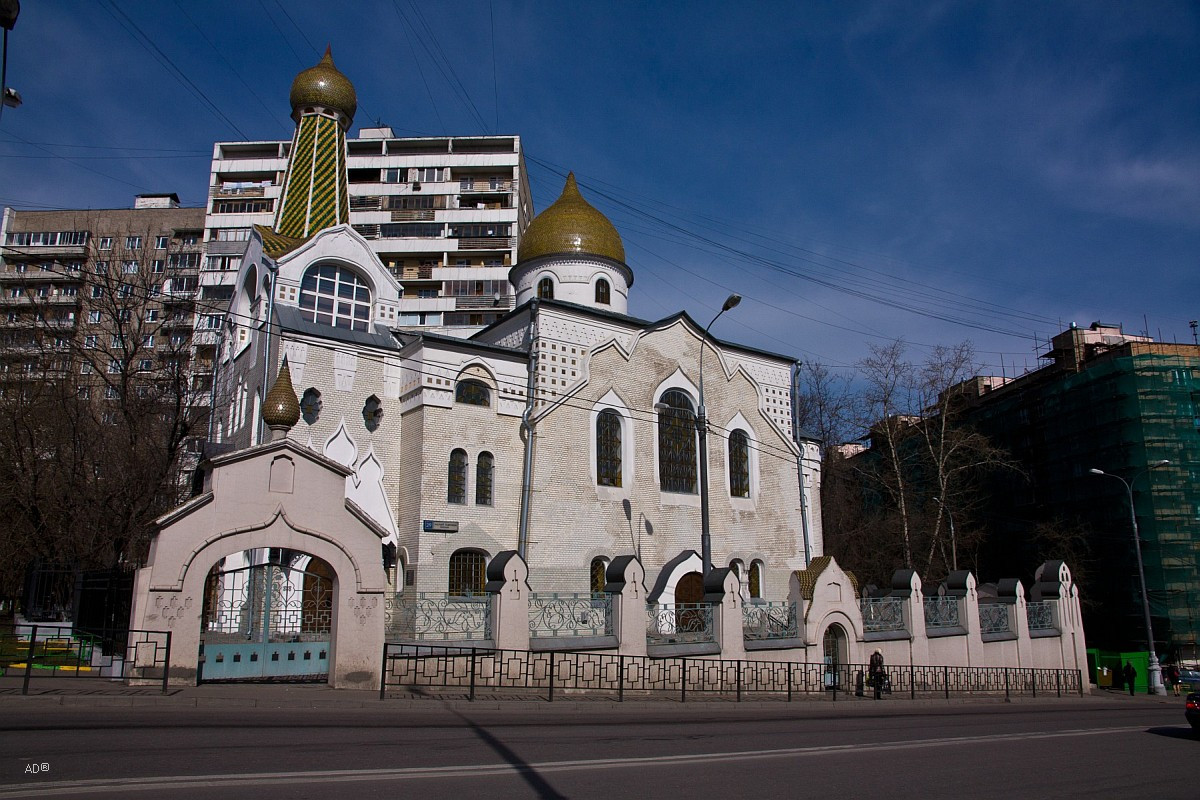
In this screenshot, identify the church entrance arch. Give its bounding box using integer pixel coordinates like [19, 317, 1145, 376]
[822, 623, 847, 689]
[199, 549, 334, 682]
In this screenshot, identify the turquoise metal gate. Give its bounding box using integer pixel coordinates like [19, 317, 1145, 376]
[199, 559, 332, 681]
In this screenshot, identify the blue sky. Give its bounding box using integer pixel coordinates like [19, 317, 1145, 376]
[2, 1, 1197, 372]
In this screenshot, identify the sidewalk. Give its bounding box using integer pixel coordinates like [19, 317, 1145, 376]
[0, 677, 1168, 711]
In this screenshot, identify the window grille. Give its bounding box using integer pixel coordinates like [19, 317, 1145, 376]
[596, 409, 622, 487]
[537, 277, 554, 300]
[729, 429, 750, 497]
[448, 550, 486, 596]
[590, 558, 608, 594]
[475, 452, 494, 505]
[595, 279, 610, 305]
[447, 449, 467, 504]
[658, 389, 697, 493]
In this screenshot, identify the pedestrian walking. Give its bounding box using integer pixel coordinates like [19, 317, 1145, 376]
[869, 648, 886, 700]
[1167, 663, 1181, 696]
[1123, 661, 1137, 697]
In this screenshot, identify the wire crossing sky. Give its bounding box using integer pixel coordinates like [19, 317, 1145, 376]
[1, 1, 1196, 372]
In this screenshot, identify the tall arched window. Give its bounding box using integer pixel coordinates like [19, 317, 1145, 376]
[729, 429, 750, 497]
[590, 557, 609, 595]
[455, 379, 490, 406]
[298, 264, 372, 331]
[537, 277, 555, 299]
[595, 278, 610, 305]
[596, 409, 622, 487]
[448, 549, 487, 596]
[475, 451, 494, 505]
[657, 389, 697, 493]
[447, 448, 467, 504]
[748, 560, 763, 599]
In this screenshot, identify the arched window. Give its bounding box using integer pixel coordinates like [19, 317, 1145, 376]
[596, 409, 622, 487]
[595, 278, 610, 305]
[448, 549, 487, 597]
[590, 557, 609, 594]
[657, 389, 697, 493]
[537, 277, 555, 300]
[729, 429, 750, 497]
[475, 451, 494, 505]
[455, 379, 490, 406]
[299, 264, 372, 331]
[447, 449, 467, 504]
[748, 561, 763, 599]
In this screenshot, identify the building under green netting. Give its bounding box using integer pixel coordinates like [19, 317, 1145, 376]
[966, 323, 1200, 662]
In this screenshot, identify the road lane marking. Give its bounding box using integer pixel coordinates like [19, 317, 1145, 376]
[0, 725, 1153, 796]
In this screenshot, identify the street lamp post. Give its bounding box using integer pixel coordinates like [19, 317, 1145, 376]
[696, 294, 740, 578]
[1089, 459, 1170, 696]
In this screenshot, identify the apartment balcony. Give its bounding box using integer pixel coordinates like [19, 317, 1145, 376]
[458, 179, 514, 193]
[350, 195, 382, 212]
[353, 224, 380, 240]
[159, 315, 194, 330]
[205, 240, 251, 255]
[209, 185, 267, 198]
[389, 209, 435, 222]
[192, 329, 220, 346]
[454, 294, 514, 311]
[456, 237, 515, 251]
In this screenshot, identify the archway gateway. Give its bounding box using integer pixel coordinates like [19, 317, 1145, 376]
[199, 551, 334, 681]
[822, 623, 847, 688]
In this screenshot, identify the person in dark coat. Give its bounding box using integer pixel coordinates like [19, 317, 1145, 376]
[1123, 661, 1137, 696]
[869, 648, 886, 700]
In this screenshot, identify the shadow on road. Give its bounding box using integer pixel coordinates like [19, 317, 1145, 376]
[453, 709, 567, 799]
[1144, 726, 1198, 741]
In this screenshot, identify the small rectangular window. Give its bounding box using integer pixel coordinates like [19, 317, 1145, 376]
[98, 237, 113, 250]
[125, 236, 142, 251]
[155, 235, 169, 249]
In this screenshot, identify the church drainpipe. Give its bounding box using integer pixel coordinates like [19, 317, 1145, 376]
[791, 361, 812, 567]
[255, 261, 279, 445]
[517, 300, 539, 560]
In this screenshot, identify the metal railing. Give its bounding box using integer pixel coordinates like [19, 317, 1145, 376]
[647, 603, 714, 645]
[978, 603, 1013, 635]
[924, 596, 961, 629]
[0, 624, 171, 694]
[860, 597, 907, 633]
[379, 645, 1085, 702]
[529, 593, 612, 639]
[742, 602, 799, 641]
[458, 237, 514, 250]
[385, 593, 492, 642]
[1027, 601, 1057, 632]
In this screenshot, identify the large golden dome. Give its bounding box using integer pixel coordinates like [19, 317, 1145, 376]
[518, 173, 625, 264]
[289, 47, 357, 122]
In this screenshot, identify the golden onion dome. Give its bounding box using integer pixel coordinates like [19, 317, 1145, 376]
[262, 359, 301, 429]
[289, 47, 357, 122]
[518, 172, 625, 264]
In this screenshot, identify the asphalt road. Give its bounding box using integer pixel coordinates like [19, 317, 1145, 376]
[0, 698, 1193, 799]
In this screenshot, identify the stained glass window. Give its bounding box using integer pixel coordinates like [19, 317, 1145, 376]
[748, 561, 762, 599]
[729, 429, 750, 497]
[447, 449, 467, 504]
[537, 277, 554, 299]
[658, 389, 697, 493]
[448, 550, 486, 596]
[455, 379, 490, 406]
[298, 264, 372, 331]
[595, 279, 610, 305]
[596, 409, 622, 487]
[476, 451, 494, 505]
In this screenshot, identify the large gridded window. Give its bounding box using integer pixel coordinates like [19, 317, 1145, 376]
[590, 557, 609, 594]
[537, 277, 554, 300]
[729, 429, 750, 497]
[448, 549, 487, 597]
[595, 279, 611, 305]
[596, 409, 622, 487]
[455, 379, 490, 406]
[657, 389, 698, 493]
[298, 264, 371, 331]
[475, 452, 494, 505]
[447, 449, 467, 504]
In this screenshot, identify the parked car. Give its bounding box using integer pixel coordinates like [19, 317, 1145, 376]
[1186, 692, 1200, 731]
[1179, 668, 1200, 692]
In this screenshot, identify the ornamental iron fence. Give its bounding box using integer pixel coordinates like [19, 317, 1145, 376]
[742, 602, 799, 641]
[385, 593, 492, 642]
[924, 596, 961, 629]
[529, 593, 612, 639]
[978, 603, 1013, 635]
[1026, 601, 1057, 632]
[860, 597, 906, 633]
[379, 644, 1085, 702]
[0, 624, 171, 694]
[646, 603, 714, 645]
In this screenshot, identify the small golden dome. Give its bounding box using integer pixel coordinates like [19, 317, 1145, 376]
[518, 173, 625, 264]
[289, 47, 357, 122]
[262, 359, 301, 429]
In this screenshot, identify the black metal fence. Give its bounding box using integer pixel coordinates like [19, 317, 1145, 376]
[0, 624, 171, 694]
[380, 644, 1084, 702]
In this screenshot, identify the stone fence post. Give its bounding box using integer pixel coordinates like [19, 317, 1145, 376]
[889, 568, 929, 666]
[705, 567, 745, 661]
[484, 550, 530, 652]
[604, 555, 648, 657]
